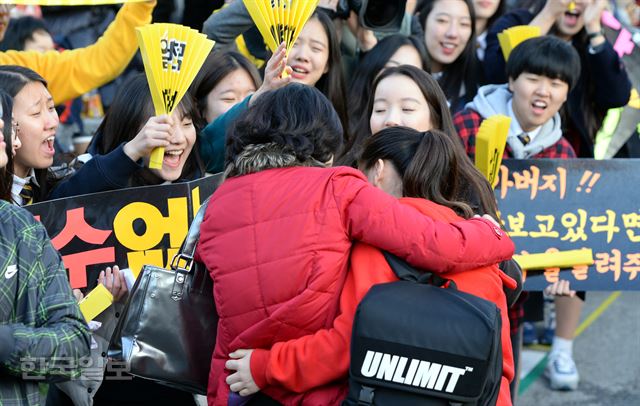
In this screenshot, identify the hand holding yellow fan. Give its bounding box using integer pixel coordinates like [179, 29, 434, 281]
[136, 23, 214, 169]
[243, 0, 319, 57]
[475, 115, 511, 188]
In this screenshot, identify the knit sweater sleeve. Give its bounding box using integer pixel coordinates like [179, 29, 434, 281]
[0, 1, 155, 104]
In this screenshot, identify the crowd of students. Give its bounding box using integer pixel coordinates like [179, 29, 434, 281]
[0, 0, 635, 405]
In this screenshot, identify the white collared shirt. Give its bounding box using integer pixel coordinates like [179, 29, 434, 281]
[507, 100, 542, 143]
[11, 169, 39, 206]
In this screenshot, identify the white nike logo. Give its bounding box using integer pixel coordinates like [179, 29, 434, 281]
[5, 265, 17, 279]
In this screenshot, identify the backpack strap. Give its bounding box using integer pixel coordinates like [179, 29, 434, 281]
[357, 385, 375, 405]
[382, 251, 455, 289]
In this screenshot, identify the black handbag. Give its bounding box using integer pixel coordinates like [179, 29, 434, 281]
[108, 199, 217, 395]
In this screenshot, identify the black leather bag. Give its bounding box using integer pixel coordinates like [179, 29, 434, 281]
[108, 199, 217, 395]
[344, 252, 502, 406]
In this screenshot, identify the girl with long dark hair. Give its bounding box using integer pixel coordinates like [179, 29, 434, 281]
[341, 65, 498, 219]
[417, 0, 481, 113]
[346, 34, 429, 137]
[49, 73, 204, 199]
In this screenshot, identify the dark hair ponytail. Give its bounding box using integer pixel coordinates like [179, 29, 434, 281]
[403, 129, 475, 218]
[359, 126, 497, 219]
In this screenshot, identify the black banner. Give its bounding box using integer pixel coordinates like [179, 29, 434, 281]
[26, 175, 220, 289]
[496, 159, 640, 291]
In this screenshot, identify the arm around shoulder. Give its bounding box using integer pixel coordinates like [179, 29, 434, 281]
[331, 169, 515, 273]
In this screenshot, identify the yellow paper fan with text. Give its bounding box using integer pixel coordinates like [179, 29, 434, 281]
[475, 115, 511, 188]
[497, 25, 541, 61]
[243, 0, 319, 54]
[513, 249, 594, 270]
[136, 23, 214, 169]
[0, 0, 146, 4]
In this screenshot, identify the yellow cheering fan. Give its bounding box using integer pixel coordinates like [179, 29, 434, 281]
[0, 0, 145, 4]
[513, 249, 594, 270]
[497, 25, 541, 61]
[475, 115, 510, 188]
[243, 0, 319, 55]
[136, 23, 214, 169]
[78, 283, 114, 322]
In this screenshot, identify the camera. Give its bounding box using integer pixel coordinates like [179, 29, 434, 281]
[335, 0, 407, 32]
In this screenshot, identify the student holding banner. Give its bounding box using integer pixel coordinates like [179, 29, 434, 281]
[0, 98, 91, 406]
[0, 1, 156, 105]
[453, 36, 585, 392]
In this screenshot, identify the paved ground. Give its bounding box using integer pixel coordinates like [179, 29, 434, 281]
[517, 291, 640, 406]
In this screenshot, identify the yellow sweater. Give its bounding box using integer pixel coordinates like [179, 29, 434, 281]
[0, 1, 156, 104]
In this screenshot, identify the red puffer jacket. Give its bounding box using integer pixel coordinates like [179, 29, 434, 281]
[196, 166, 514, 406]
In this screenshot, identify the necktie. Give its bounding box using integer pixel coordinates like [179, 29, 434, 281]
[518, 133, 531, 146]
[19, 182, 34, 206]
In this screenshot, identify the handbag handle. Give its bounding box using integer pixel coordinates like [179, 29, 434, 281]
[170, 198, 211, 273]
[170, 198, 211, 301]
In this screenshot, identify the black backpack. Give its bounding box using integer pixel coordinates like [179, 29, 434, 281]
[344, 252, 503, 406]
